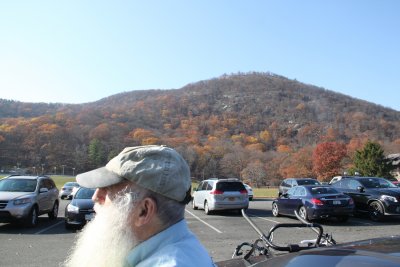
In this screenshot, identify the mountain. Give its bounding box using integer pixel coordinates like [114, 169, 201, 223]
[0, 72, 399, 182]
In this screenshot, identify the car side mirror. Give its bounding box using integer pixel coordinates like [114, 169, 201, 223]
[282, 193, 288, 198]
[357, 186, 365, 192]
[39, 188, 49, 193]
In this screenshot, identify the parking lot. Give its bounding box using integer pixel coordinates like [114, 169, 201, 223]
[1, 198, 399, 266]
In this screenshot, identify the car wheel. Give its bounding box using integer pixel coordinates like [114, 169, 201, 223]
[369, 201, 384, 222]
[25, 207, 38, 227]
[298, 206, 308, 221]
[204, 201, 212, 215]
[48, 201, 59, 220]
[192, 199, 198, 210]
[65, 221, 73, 230]
[272, 202, 280, 217]
[336, 215, 349, 223]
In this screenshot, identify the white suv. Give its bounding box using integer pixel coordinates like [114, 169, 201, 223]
[192, 178, 249, 214]
[0, 175, 59, 227]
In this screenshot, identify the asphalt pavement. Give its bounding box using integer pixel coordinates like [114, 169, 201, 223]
[1, 198, 399, 266]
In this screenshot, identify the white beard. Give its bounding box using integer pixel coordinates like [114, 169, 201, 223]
[63, 195, 138, 267]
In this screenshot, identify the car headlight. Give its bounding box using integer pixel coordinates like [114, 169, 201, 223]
[380, 195, 398, 202]
[67, 203, 79, 213]
[13, 197, 32, 205]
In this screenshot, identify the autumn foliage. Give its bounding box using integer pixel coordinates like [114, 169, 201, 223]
[0, 73, 399, 185]
[312, 142, 347, 181]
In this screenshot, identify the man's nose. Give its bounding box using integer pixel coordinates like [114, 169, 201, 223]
[92, 188, 106, 204]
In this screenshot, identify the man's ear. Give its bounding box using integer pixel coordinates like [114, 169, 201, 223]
[134, 197, 157, 227]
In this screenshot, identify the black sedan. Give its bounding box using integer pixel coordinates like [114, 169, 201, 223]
[331, 176, 400, 221]
[272, 185, 354, 222]
[64, 187, 95, 229]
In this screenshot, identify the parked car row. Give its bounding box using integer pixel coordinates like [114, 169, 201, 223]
[276, 176, 400, 222]
[0, 175, 97, 229]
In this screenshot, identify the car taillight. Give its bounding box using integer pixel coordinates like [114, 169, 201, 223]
[311, 198, 324, 206]
[240, 189, 247, 194]
[210, 190, 223, 195]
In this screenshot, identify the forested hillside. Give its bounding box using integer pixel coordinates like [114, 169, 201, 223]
[1, 72, 399, 184]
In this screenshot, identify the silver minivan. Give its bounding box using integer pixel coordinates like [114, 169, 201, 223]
[192, 178, 249, 214]
[0, 175, 59, 227]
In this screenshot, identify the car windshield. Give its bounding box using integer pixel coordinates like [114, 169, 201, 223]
[297, 179, 320, 185]
[359, 178, 397, 188]
[75, 188, 95, 199]
[310, 187, 339, 195]
[0, 179, 37, 192]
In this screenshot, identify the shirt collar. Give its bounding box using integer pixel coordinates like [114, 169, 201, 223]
[125, 219, 188, 266]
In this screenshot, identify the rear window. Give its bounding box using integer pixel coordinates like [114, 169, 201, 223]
[297, 179, 320, 186]
[216, 182, 245, 191]
[310, 187, 338, 195]
[65, 182, 79, 187]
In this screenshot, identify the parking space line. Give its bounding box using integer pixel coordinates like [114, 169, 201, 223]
[185, 209, 223, 234]
[247, 213, 280, 224]
[34, 220, 64, 235]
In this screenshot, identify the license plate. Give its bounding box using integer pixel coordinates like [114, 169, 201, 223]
[333, 200, 341, 205]
[85, 213, 95, 221]
[228, 197, 235, 201]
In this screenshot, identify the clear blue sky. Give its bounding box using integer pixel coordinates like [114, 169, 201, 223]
[0, 1, 399, 111]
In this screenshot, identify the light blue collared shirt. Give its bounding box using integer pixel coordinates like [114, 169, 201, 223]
[125, 219, 215, 267]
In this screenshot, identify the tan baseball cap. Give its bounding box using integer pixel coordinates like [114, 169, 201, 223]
[76, 145, 191, 202]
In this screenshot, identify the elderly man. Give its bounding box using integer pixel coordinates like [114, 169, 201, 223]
[64, 145, 215, 267]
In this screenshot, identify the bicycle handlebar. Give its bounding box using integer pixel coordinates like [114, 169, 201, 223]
[241, 209, 324, 252]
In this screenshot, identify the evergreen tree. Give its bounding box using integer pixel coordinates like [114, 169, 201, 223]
[353, 141, 393, 177]
[88, 139, 106, 168]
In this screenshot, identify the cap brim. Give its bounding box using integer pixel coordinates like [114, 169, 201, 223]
[76, 167, 124, 189]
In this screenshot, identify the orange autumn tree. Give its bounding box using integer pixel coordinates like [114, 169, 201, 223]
[312, 142, 347, 181]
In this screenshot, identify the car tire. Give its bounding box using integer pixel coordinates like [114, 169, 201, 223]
[192, 199, 198, 210]
[48, 201, 59, 220]
[65, 221, 73, 230]
[298, 206, 308, 221]
[369, 201, 384, 222]
[204, 201, 212, 215]
[25, 206, 39, 227]
[272, 202, 280, 217]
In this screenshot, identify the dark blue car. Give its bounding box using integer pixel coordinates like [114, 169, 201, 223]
[272, 185, 354, 222]
[64, 187, 95, 229]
